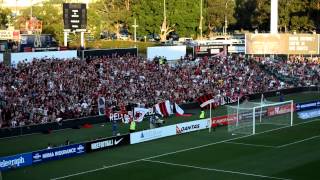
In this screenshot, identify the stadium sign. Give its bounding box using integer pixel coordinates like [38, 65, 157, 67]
[0, 30, 20, 41]
[86, 134, 130, 152]
[32, 143, 85, 163]
[63, 3, 87, 32]
[0, 153, 32, 171]
[130, 125, 176, 144]
[267, 104, 292, 116]
[175, 120, 209, 134]
[211, 114, 236, 127]
[296, 100, 320, 111]
[245, 33, 319, 55]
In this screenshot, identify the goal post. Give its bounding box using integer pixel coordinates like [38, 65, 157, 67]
[227, 99, 294, 135]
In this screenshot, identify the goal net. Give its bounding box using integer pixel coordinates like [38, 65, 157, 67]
[227, 99, 294, 135]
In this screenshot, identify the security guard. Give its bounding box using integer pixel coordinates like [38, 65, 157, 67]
[159, 58, 164, 65]
[199, 108, 206, 119]
[129, 119, 136, 133]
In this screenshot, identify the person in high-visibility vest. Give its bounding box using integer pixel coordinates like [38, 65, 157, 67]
[129, 119, 136, 133]
[159, 58, 164, 65]
[199, 108, 206, 119]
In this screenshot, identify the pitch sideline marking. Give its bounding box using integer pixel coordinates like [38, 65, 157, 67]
[224, 141, 277, 148]
[51, 118, 320, 180]
[143, 159, 291, 180]
[277, 135, 320, 148]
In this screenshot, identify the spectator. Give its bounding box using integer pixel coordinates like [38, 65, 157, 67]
[1, 54, 315, 129]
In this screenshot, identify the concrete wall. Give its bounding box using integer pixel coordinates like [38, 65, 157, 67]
[147, 46, 186, 61]
[10, 50, 78, 67]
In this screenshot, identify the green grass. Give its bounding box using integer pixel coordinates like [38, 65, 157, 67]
[1, 91, 320, 180]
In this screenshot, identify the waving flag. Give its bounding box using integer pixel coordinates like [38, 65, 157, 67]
[134, 107, 149, 122]
[155, 100, 172, 117]
[197, 94, 213, 108]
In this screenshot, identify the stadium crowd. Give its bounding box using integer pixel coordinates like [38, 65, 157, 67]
[260, 56, 320, 87]
[0, 54, 317, 128]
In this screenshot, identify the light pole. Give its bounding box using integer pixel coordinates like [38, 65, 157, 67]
[132, 18, 139, 42]
[199, 0, 203, 40]
[30, 0, 33, 18]
[224, 0, 229, 36]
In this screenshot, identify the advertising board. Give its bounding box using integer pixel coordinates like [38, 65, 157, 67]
[0, 153, 32, 171]
[0, 30, 20, 41]
[32, 143, 85, 164]
[246, 33, 319, 55]
[298, 109, 320, 120]
[296, 100, 320, 111]
[130, 125, 176, 144]
[86, 134, 130, 153]
[267, 104, 292, 116]
[175, 119, 209, 134]
[211, 115, 236, 127]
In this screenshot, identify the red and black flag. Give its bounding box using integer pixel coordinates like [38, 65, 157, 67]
[197, 94, 213, 108]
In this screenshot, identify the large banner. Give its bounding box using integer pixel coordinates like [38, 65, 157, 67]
[246, 33, 319, 55]
[0, 153, 32, 171]
[86, 134, 130, 153]
[32, 143, 85, 164]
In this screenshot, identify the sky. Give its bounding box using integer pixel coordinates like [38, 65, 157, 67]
[1, 0, 45, 7]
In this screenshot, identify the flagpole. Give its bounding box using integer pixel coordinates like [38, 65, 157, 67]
[259, 94, 263, 123]
[209, 103, 212, 133]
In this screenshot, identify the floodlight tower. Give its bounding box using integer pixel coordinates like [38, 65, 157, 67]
[270, 0, 278, 34]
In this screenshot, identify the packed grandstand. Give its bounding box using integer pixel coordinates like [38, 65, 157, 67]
[0, 55, 319, 128]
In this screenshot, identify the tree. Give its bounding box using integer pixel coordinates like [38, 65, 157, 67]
[309, 0, 320, 32]
[16, 2, 63, 42]
[206, 0, 236, 36]
[0, 8, 12, 30]
[234, 0, 256, 31]
[91, 0, 132, 37]
[130, 0, 163, 36]
[279, 0, 315, 32]
[250, 0, 270, 32]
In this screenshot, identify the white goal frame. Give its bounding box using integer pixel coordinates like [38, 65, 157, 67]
[232, 100, 294, 135]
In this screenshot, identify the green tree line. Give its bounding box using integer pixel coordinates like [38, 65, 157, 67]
[0, 0, 319, 41]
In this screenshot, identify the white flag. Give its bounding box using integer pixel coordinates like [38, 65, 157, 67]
[134, 107, 149, 122]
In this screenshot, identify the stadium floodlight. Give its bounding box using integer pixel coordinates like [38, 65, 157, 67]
[227, 97, 294, 135]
